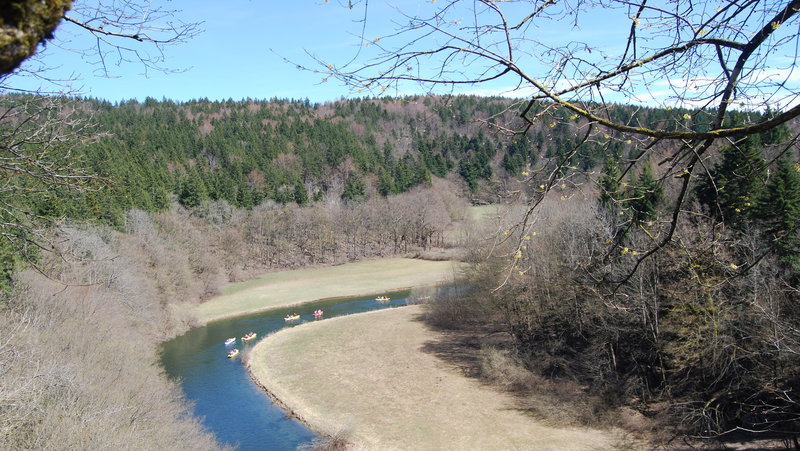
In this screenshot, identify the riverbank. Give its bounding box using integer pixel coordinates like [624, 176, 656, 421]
[194, 258, 464, 324]
[248, 305, 633, 450]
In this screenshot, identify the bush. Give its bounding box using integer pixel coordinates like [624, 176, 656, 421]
[438, 195, 800, 442]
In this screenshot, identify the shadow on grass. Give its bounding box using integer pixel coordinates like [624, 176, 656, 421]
[412, 312, 503, 381]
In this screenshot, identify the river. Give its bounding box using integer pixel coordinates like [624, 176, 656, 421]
[159, 290, 414, 450]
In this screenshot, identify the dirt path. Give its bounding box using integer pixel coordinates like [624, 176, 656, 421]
[194, 258, 463, 323]
[249, 305, 634, 450]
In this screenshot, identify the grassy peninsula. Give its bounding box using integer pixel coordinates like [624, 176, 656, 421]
[248, 306, 633, 450]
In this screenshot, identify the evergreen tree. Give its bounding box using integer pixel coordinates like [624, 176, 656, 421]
[179, 171, 208, 208]
[294, 179, 308, 205]
[758, 158, 800, 270]
[341, 172, 366, 202]
[626, 165, 662, 223]
[697, 134, 766, 224]
[760, 107, 790, 147]
[151, 187, 171, 210]
[599, 156, 622, 208]
[377, 167, 396, 196]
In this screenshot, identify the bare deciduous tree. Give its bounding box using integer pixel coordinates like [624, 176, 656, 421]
[61, 0, 201, 77]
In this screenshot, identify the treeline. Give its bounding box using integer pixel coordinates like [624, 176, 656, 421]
[31, 95, 477, 224]
[2, 93, 728, 230]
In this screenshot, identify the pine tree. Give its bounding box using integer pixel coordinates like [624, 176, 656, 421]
[294, 179, 308, 205]
[377, 167, 396, 196]
[179, 170, 208, 208]
[760, 107, 790, 147]
[627, 165, 662, 223]
[697, 134, 766, 224]
[599, 156, 622, 208]
[758, 158, 800, 269]
[341, 172, 366, 202]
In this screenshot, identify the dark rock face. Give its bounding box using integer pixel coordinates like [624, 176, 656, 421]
[0, 0, 72, 75]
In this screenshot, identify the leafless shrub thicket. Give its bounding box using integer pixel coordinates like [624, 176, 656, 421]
[425, 193, 800, 442]
[242, 186, 465, 268]
[0, 273, 220, 450]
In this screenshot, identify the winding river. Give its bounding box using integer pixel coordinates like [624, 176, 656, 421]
[160, 290, 414, 450]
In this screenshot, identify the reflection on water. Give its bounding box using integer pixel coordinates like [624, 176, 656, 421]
[160, 290, 413, 450]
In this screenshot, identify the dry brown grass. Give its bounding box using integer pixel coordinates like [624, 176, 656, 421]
[249, 305, 635, 450]
[478, 346, 630, 430]
[195, 258, 465, 323]
[297, 429, 353, 451]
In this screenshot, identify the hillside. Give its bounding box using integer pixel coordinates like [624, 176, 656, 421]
[1, 91, 799, 448]
[1, 94, 715, 227]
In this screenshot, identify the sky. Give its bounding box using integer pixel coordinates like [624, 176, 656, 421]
[7, 1, 387, 102]
[4, 1, 799, 109]
[4, 1, 635, 104]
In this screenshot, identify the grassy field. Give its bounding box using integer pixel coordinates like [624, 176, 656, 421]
[445, 204, 503, 245]
[467, 204, 502, 222]
[249, 306, 631, 450]
[194, 258, 464, 323]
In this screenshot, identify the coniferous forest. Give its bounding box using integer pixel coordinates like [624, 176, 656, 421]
[3, 94, 732, 226]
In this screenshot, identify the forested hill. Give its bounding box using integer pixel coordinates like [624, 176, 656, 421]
[12, 94, 712, 226]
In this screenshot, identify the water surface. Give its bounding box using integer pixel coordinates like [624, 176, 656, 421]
[160, 291, 412, 450]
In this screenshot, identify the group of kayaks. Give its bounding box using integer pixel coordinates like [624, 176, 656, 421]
[223, 308, 329, 359]
[223, 296, 389, 359]
[224, 332, 257, 358]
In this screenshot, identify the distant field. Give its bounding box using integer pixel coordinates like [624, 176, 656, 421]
[467, 204, 502, 222]
[194, 258, 464, 323]
[249, 306, 627, 450]
[445, 204, 502, 244]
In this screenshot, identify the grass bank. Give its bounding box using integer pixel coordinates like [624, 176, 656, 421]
[248, 306, 631, 450]
[194, 258, 463, 323]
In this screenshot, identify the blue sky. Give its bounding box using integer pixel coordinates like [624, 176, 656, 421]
[0, 1, 665, 103]
[6, 1, 636, 103]
[7, 1, 384, 102]
[4, 1, 797, 109]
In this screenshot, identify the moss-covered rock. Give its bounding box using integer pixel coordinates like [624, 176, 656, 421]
[0, 0, 72, 75]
